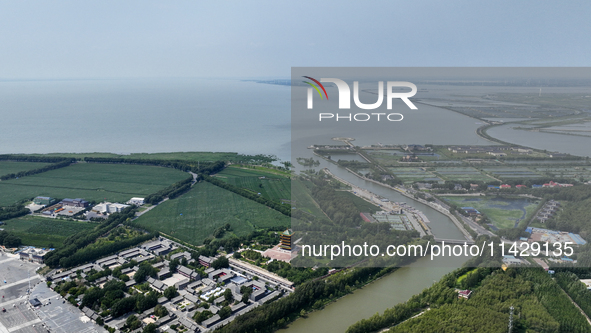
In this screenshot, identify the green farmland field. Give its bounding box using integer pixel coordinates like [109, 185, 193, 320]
[442, 196, 540, 230]
[214, 166, 291, 202]
[0, 163, 189, 206]
[0, 161, 52, 177]
[134, 181, 290, 246]
[1, 215, 95, 248]
[291, 179, 327, 220]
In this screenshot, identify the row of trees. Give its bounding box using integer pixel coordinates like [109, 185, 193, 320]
[83, 157, 225, 175]
[204, 175, 291, 216]
[44, 207, 139, 268]
[0, 230, 21, 247]
[555, 271, 591, 320]
[0, 203, 30, 221]
[0, 160, 72, 181]
[0, 155, 73, 163]
[60, 231, 156, 269]
[144, 176, 193, 204]
[309, 178, 364, 228]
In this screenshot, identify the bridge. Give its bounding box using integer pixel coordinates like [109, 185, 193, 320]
[434, 238, 475, 245]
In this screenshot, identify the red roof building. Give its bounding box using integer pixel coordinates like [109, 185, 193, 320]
[458, 289, 472, 299]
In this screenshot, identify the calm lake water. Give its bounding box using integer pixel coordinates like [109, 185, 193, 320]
[0, 78, 292, 161]
[487, 123, 591, 158]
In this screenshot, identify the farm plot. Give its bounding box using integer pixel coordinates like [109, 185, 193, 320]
[0, 161, 52, 177]
[534, 167, 591, 181]
[433, 167, 495, 182]
[0, 163, 189, 206]
[366, 150, 406, 166]
[291, 179, 329, 220]
[442, 196, 540, 230]
[1, 215, 95, 248]
[388, 167, 442, 183]
[482, 167, 543, 179]
[134, 181, 290, 246]
[214, 166, 291, 202]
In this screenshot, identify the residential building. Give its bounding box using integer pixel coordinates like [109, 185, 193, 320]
[178, 265, 200, 280]
[458, 289, 472, 299]
[199, 255, 213, 268]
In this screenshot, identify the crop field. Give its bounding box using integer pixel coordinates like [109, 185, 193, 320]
[337, 191, 380, 214]
[388, 167, 442, 183]
[365, 150, 405, 166]
[482, 167, 543, 179]
[0, 163, 189, 206]
[291, 179, 326, 219]
[0, 161, 52, 177]
[433, 167, 496, 182]
[533, 167, 591, 181]
[134, 181, 291, 246]
[214, 166, 291, 202]
[1, 215, 95, 248]
[442, 196, 540, 229]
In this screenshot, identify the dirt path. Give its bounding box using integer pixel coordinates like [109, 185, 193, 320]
[557, 283, 591, 326]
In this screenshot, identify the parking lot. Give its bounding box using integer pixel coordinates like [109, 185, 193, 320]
[31, 284, 105, 333]
[0, 253, 104, 333]
[0, 253, 43, 333]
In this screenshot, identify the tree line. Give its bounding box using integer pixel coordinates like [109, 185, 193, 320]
[144, 176, 193, 205]
[0, 155, 74, 163]
[58, 231, 156, 268]
[44, 207, 139, 268]
[554, 271, 591, 321]
[0, 230, 21, 247]
[0, 203, 30, 221]
[0, 160, 72, 181]
[83, 157, 225, 175]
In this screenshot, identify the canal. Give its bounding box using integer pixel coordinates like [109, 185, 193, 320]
[281, 255, 468, 333]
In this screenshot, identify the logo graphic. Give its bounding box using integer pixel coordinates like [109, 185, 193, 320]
[304, 77, 418, 121]
[306, 78, 417, 110]
[303, 76, 328, 108]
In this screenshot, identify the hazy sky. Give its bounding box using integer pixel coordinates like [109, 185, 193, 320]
[1, 1, 590, 79]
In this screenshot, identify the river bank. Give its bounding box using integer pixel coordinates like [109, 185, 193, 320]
[281, 255, 469, 333]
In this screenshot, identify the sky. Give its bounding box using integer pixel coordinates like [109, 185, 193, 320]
[1, 1, 590, 79]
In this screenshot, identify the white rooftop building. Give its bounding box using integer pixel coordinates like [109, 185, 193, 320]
[92, 202, 130, 214]
[128, 197, 145, 206]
